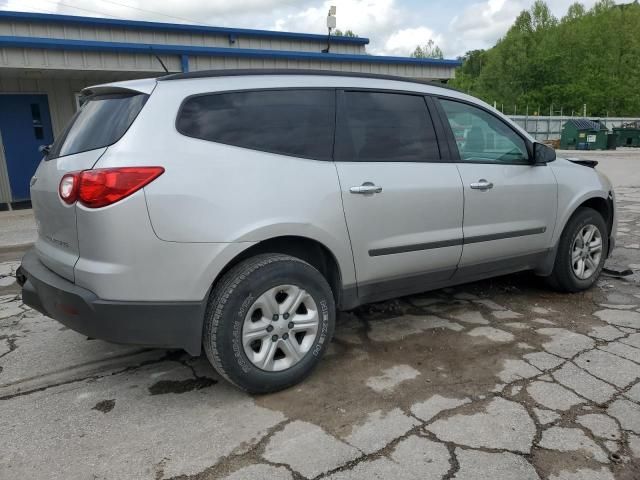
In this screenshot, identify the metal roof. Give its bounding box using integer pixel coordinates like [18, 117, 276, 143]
[565, 119, 607, 131]
[0, 35, 463, 68]
[0, 10, 369, 45]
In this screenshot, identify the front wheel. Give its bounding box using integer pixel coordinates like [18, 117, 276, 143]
[203, 253, 335, 393]
[547, 207, 609, 292]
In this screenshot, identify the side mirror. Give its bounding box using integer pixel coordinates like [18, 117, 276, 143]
[39, 144, 51, 155]
[533, 142, 556, 165]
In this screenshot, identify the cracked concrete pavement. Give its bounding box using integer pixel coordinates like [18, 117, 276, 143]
[3, 177, 640, 478]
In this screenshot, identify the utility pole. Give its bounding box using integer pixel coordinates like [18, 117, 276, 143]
[583, 103, 587, 117]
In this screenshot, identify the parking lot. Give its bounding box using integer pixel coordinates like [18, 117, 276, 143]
[1, 151, 640, 479]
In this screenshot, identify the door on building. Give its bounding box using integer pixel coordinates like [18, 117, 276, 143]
[0, 94, 54, 202]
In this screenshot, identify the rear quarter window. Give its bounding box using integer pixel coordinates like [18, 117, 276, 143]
[48, 93, 148, 159]
[176, 89, 335, 161]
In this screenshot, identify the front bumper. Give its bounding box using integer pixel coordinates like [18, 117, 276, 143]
[18, 249, 205, 355]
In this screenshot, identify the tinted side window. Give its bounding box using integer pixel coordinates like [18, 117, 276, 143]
[335, 91, 439, 162]
[439, 99, 529, 164]
[176, 89, 335, 160]
[49, 93, 148, 159]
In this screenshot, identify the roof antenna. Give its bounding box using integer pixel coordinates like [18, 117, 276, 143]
[321, 6, 336, 53]
[150, 47, 169, 73]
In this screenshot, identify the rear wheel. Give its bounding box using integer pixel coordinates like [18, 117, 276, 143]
[547, 207, 608, 292]
[203, 253, 335, 393]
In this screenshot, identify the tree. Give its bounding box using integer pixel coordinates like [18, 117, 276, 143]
[410, 39, 444, 59]
[333, 29, 357, 37]
[450, 50, 485, 92]
[563, 2, 586, 22]
[530, 0, 557, 30]
[450, 0, 640, 116]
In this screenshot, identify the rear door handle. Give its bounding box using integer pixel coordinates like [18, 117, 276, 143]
[470, 179, 494, 191]
[350, 182, 383, 195]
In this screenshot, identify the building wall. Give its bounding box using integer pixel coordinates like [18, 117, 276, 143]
[189, 55, 455, 79]
[0, 129, 10, 204]
[0, 47, 184, 73]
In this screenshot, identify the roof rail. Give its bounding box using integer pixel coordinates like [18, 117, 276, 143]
[157, 68, 462, 92]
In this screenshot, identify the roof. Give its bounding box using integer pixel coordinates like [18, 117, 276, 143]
[565, 119, 608, 131]
[0, 10, 369, 45]
[0, 35, 463, 68]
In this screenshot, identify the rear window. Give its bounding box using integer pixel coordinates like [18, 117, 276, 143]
[176, 89, 335, 160]
[335, 91, 439, 162]
[48, 93, 148, 159]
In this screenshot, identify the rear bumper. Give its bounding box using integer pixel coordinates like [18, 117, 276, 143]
[18, 249, 205, 355]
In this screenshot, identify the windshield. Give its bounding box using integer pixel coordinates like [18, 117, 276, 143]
[47, 92, 148, 159]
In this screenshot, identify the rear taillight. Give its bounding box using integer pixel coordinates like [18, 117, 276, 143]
[59, 167, 164, 208]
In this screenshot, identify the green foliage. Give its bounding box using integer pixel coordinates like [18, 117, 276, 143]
[411, 39, 444, 59]
[450, 1, 640, 116]
[333, 29, 358, 37]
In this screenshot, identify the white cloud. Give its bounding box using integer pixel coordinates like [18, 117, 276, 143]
[446, 0, 601, 56]
[384, 27, 442, 57]
[272, 0, 406, 53]
[1, 0, 300, 26]
[447, 0, 529, 55]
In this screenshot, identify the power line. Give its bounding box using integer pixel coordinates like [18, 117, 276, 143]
[95, 0, 206, 26]
[36, 0, 130, 20]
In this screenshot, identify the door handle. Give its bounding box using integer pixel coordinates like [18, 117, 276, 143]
[350, 182, 383, 195]
[470, 179, 494, 191]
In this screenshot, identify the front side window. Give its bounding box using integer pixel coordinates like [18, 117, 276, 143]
[176, 89, 335, 160]
[440, 99, 529, 164]
[48, 93, 148, 159]
[335, 91, 439, 162]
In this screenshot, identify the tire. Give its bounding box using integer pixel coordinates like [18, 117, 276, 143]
[547, 207, 609, 293]
[203, 253, 336, 394]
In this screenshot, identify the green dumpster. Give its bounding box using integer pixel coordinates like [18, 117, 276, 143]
[613, 126, 640, 147]
[560, 119, 609, 150]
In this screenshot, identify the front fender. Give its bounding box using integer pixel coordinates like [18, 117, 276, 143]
[536, 159, 615, 276]
[550, 159, 613, 246]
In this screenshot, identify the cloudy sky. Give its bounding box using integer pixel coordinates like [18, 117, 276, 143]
[1, 0, 601, 57]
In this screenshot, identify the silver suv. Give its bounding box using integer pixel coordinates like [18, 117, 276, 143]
[18, 70, 616, 393]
